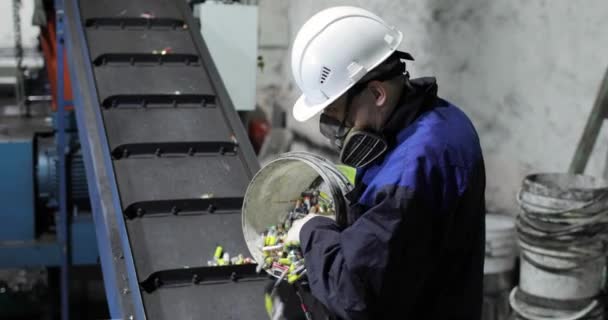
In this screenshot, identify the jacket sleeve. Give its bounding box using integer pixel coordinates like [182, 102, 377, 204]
[299, 159, 459, 319]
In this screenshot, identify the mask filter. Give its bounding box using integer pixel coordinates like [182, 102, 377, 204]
[339, 130, 388, 168]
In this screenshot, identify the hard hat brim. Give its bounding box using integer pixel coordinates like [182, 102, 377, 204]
[292, 94, 337, 122]
[292, 30, 407, 122]
[292, 81, 358, 122]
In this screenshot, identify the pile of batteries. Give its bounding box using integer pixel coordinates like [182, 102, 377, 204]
[207, 245, 254, 266]
[258, 189, 334, 283]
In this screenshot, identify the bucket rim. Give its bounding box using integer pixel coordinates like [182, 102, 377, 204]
[241, 151, 353, 273]
[521, 173, 608, 202]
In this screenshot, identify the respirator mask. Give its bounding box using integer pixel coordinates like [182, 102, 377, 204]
[319, 52, 413, 168]
[319, 94, 388, 168]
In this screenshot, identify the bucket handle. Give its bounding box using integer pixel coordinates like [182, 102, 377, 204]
[509, 287, 598, 320]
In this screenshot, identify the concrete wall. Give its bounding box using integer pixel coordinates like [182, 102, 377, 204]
[257, 0, 608, 213]
[1, 1, 606, 213]
[0, 0, 40, 50]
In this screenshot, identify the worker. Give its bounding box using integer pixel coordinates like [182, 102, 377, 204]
[285, 6, 486, 320]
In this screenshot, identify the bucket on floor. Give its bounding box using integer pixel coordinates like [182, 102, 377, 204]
[516, 173, 608, 301]
[518, 247, 604, 300]
[485, 213, 517, 274]
[509, 286, 604, 320]
[483, 213, 517, 320]
[483, 271, 516, 320]
[512, 173, 608, 319]
[241, 152, 352, 271]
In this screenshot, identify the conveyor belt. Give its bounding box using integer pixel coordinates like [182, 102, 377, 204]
[63, 0, 267, 318]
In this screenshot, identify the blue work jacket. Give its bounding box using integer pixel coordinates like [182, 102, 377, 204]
[300, 78, 486, 320]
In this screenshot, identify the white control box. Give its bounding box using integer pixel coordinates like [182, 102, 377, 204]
[194, 2, 258, 111]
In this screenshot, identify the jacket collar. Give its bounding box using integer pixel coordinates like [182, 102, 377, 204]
[382, 77, 438, 144]
[348, 77, 439, 202]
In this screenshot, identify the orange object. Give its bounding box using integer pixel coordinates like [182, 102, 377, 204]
[40, 10, 73, 111]
[248, 118, 270, 154]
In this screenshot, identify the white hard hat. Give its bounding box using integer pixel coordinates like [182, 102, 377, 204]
[291, 6, 404, 122]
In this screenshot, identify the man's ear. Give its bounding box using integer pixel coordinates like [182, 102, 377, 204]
[367, 80, 387, 107]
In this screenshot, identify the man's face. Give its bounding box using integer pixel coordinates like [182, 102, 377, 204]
[322, 85, 381, 131]
[322, 94, 351, 126]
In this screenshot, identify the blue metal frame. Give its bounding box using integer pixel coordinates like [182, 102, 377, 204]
[63, 0, 146, 318]
[0, 141, 35, 241]
[0, 2, 101, 318]
[63, 25, 122, 320]
[54, 2, 70, 319]
[0, 215, 98, 267]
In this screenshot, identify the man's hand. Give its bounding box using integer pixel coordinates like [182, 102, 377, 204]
[286, 214, 335, 243]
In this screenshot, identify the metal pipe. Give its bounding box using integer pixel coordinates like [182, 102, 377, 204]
[12, 0, 27, 117]
[569, 68, 608, 174]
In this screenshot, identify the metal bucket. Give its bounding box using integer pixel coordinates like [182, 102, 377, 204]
[516, 173, 608, 301]
[483, 271, 516, 320]
[241, 152, 352, 270]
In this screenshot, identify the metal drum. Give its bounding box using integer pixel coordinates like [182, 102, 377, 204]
[241, 151, 352, 271]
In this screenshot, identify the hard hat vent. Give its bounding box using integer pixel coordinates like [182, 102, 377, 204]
[320, 66, 332, 84]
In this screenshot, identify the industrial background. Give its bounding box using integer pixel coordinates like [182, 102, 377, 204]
[0, 0, 607, 319]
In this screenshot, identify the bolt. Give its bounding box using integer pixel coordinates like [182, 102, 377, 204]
[136, 208, 144, 217]
[154, 277, 162, 288]
[155, 148, 162, 157]
[207, 204, 215, 214]
[192, 274, 200, 284]
[230, 272, 238, 282]
[171, 206, 179, 215]
[188, 147, 195, 156]
[122, 287, 129, 294]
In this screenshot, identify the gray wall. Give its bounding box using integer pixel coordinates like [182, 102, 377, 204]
[0, 0, 40, 50]
[256, 0, 608, 213]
